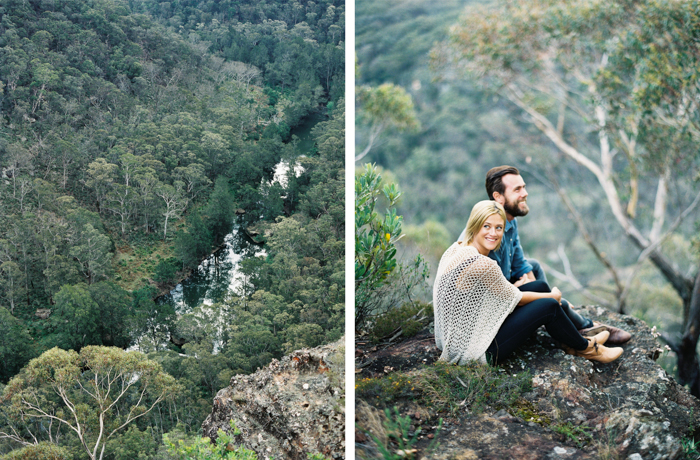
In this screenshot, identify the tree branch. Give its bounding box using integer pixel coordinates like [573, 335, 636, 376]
[538, 258, 614, 308]
[506, 83, 694, 303]
[618, 188, 700, 311]
[650, 167, 670, 243]
[545, 167, 624, 299]
[618, 129, 639, 218]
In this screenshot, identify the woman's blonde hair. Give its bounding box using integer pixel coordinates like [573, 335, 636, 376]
[464, 200, 507, 250]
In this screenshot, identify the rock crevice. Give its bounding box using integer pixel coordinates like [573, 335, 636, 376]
[202, 339, 345, 460]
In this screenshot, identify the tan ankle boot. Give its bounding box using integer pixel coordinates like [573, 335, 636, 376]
[566, 332, 623, 364]
[589, 330, 609, 345]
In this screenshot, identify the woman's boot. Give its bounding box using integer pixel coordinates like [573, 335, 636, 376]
[566, 331, 623, 364]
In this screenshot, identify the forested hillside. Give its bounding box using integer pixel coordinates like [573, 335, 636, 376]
[356, 0, 699, 386]
[0, 0, 344, 457]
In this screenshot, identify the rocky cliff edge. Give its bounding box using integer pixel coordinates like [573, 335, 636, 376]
[355, 306, 700, 460]
[202, 338, 345, 460]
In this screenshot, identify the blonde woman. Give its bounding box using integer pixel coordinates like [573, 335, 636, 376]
[433, 200, 623, 365]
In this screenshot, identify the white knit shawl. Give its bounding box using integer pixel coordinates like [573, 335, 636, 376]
[433, 243, 522, 364]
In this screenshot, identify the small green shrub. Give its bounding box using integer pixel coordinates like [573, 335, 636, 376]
[682, 437, 700, 460]
[3, 442, 69, 460]
[360, 407, 442, 460]
[307, 453, 329, 460]
[552, 422, 593, 448]
[355, 164, 404, 328]
[356, 373, 415, 404]
[370, 301, 432, 343]
[154, 258, 178, 283]
[164, 420, 257, 460]
[682, 409, 700, 460]
[511, 400, 551, 426]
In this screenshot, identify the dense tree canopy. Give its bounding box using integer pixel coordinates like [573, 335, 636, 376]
[0, 0, 344, 456]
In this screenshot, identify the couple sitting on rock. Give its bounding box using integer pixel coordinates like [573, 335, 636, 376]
[434, 166, 630, 365]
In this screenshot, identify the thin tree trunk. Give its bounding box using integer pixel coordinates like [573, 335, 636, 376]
[675, 271, 700, 397]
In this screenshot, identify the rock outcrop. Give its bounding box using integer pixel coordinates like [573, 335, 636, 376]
[356, 306, 700, 459]
[202, 339, 345, 460]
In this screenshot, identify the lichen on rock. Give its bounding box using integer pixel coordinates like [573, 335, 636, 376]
[202, 338, 345, 460]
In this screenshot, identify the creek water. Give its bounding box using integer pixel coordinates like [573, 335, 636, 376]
[155, 111, 326, 316]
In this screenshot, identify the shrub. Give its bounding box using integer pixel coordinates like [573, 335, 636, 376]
[355, 164, 430, 331]
[153, 257, 180, 284]
[370, 301, 433, 344]
[2, 442, 69, 460]
[164, 420, 257, 460]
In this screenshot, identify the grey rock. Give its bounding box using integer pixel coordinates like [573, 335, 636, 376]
[356, 306, 700, 460]
[202, 338, 345, 460]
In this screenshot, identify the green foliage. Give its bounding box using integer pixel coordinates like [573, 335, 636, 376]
[131, 286, 175, 352]
[356, 361, 532, 415]
[368, 407, 421, 460]
[105, 426, 159, 460]
[153, 258, 180, 285]
[0, 0, 345, 456]
[1, 442, 69, 460]
[0, 307, 36, 383]
[359, 407, 442, 460]
[2, 346, 180, 460]
[552, 422, 593, 449]
[89, 281, 133, 348]
[205, 178, 236, 245]
[307, 453, 329, 460]
[164, 421, 257, 460]
[355, 164, 404, 326]
[510, 400, 551, 426]
[681, 409, 700, 460]
[356, 83, 420, 161]
[48, 283, 101, 349]
[369, 301, 433, 344]
[682, 437, 700, 460]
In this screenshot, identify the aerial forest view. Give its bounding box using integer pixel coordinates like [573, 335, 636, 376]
[0, 0, 344, 458]
[355, 0, 700, 458]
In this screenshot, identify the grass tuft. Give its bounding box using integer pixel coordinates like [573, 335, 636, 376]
[356, 360, 531, 415]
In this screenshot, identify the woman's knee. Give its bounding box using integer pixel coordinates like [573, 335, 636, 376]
[526, 297, 560, 318]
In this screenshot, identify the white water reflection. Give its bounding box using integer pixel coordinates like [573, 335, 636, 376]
[270, 158, 305, 187]
[166, 228, 264, 314]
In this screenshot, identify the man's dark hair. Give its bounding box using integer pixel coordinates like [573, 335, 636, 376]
[485, 165, 520, 200]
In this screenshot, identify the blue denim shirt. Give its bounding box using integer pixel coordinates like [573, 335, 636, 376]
[458, 218, 533, 281]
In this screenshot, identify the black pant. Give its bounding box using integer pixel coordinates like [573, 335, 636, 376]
[524, 258, 593, 330]
[485, 281, 588, 364]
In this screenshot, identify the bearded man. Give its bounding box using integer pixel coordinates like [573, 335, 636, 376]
[459, 165, 631, 344]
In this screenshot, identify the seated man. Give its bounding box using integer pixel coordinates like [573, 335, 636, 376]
[458, 165, 631, 344]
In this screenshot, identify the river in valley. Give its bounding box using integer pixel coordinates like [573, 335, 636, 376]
[154, 111, 326, 318]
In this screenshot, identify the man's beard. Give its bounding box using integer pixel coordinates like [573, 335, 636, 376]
[504, 197, 529, 217]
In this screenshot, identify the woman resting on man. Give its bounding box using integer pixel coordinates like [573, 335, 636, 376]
[433, 200, 623, 365]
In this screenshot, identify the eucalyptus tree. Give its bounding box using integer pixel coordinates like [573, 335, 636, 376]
[68, 223, 112, 285]
[355, 82, 419, 162]
[156, 182, 188, 241]
[86, 159, 118, 215]
[1, 347, 179, 460]
[439, 0, 700, 394]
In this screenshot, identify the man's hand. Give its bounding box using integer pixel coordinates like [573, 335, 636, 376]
[513, 275, 530, 287]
